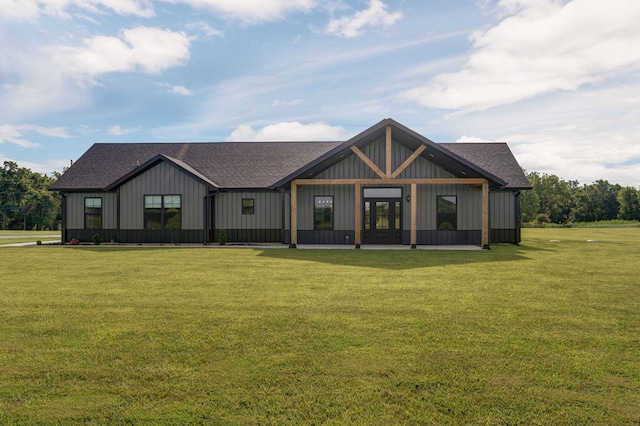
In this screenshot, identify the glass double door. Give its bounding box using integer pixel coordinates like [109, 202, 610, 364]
[363, 198, 402, 244]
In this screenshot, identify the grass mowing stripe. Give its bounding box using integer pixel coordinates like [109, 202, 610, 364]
[1, 228, 639, 424]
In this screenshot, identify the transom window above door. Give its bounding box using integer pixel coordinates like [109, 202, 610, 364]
[363, 188, 402, 198]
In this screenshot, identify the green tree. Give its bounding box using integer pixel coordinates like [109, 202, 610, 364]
[0, 161, 61, 230]
[573, 180, 621, 222]
[520, 187, 540, 223]
[527, 171, 574, 224]
[617, 187, 640, 221]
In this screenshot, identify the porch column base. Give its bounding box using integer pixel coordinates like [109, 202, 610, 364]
[411, 244, 417, 249]
[355, 244, 361, 249]
[289, 244, 297, 249]
[482, 244, 491, 250]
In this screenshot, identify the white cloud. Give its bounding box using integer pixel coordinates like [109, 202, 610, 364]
[432, 82, 640, 187]
[162, 0, 316, 23]
[401, 0, 640, 112]
[0, 153, 72, 175]
[0, 0, 40, 20]
[226, 121, 346, 141]
[170, 85, 193, 96]
[0, 0, 155, 20]
[108, 125, 139, 135]
[0, 38, 93, 121]
[272, 99, 303, 107]
[456, 135, 491, 143]
[325, 0, 402, 38]
[0, 124, 70, 148]
[155, 82, 193, 96]
[185, 21, 224, 38]
[55, 26, 191, 80]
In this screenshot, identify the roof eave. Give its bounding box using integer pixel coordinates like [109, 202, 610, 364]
[272, 118, 507, 188]
[48, 187, 109, 193]
[104, 154, 218, 191]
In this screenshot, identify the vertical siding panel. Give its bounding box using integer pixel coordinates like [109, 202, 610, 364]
[295, 185, 354, 231]
[65, 192, 117, 229]
[68, 193, 82, 229]
[298, 186, 310, 230]
[490, 192, 500, 229]
[120, 162, 206, 230]
[398, 156, 456, 180]
[490, 192, 515, 229]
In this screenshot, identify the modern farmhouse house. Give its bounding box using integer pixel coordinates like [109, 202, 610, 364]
[50, 119, 531, 248]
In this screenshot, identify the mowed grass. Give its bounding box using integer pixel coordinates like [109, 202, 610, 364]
[0, 230, 61, 245]
[1, 229, 639, 425]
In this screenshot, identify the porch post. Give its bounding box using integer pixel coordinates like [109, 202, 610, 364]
[354, 182, 361, 248]
[482, 181, 490, 249]
[290, 182, 298, 248]
[410, 183, 417, 249]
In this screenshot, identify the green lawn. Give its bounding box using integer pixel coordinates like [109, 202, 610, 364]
[1, 228, 638, 424]
[0, 230, 60, 245]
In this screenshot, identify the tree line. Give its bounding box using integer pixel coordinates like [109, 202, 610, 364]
[0, 161, 60, 230]
[522, 171, 640, 224]
[1, 162, 639, 230]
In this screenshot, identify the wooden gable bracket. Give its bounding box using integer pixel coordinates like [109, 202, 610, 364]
[391, 145, 426, 179]
[385, 125, 392, 178]
[351, 125, 428, 181]
[350, 146, 386, 179]
[289, 123, 491, 249]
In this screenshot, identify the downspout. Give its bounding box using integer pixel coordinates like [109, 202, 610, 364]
[60, 192, 67, 243]
[515, 190, 522, 245]
[203, 189, 218, 245]
[116, 188, 121, 243]
[278, 188, 286, 244]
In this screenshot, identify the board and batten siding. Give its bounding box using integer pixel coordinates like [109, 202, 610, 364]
[215, 191, 284, 230]
[315, 152, 378, 180]
[295, 183, 484, 233]
[297, 185, 354, 231]
[490, 191, 516, 229]
[119, 162, 208, 230]
[65, 192, 118, 229]
[410, 184, 482, 231]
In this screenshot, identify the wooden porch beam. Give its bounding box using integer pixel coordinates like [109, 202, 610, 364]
[354, 182, 361, 248]
[410, 183, 417, 249]
[385, 125, 392, 178]
[351, 146, 386, 179]
[292, 178, 489, 186]
[391, 145, 427, 179]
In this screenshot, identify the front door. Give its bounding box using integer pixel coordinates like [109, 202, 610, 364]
[363, 198, 402, 244]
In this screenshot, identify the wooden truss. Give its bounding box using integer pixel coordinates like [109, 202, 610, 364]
[290, 125, 490, 248]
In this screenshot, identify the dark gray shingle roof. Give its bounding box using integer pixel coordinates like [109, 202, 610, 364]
[50, 121, 530, 191]
[50, 141, 343, 191]
[441, 143, 531, 189]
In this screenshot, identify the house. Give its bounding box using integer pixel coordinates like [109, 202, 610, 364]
[49, 118, 531, 248]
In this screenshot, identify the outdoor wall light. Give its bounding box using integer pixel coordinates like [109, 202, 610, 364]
[406, 194, 411, 203]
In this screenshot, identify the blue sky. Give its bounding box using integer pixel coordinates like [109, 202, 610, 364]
[1, 0, 640, 187]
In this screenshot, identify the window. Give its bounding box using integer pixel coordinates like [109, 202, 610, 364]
[144, 195, 181, 230]
[314, 196, 334, 230]
[163, 195, 181, 230]
[437, 196, 457, 230]
[84, 197, 102, 229]
[364, 201, 371, 230]
[242, 198, 255, 215]
[376, 201, 390, 230]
